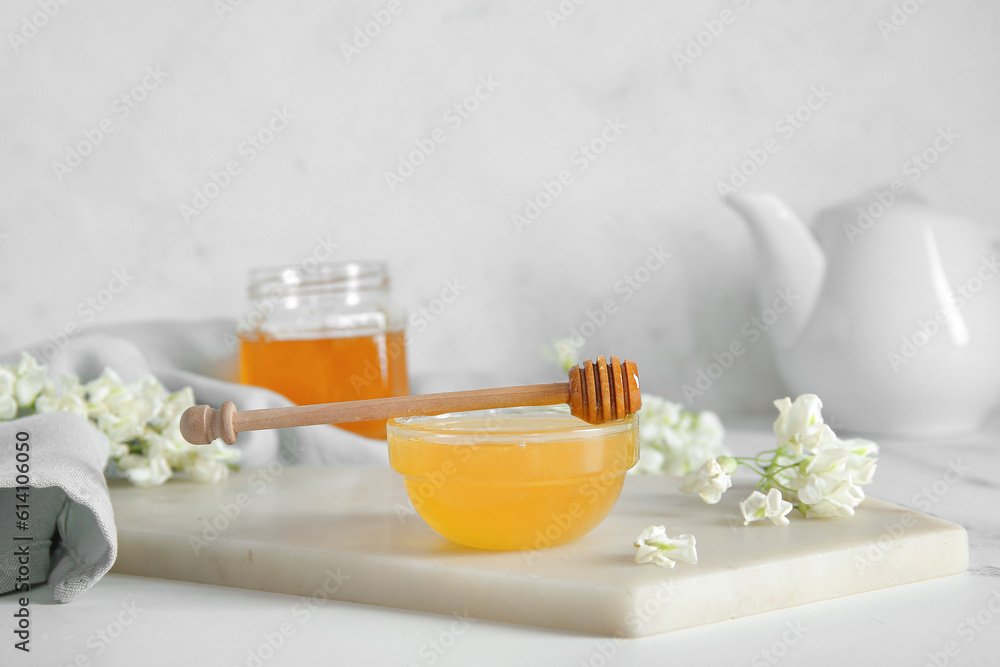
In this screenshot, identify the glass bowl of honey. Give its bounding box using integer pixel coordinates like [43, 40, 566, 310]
[387, 406, 639, 550]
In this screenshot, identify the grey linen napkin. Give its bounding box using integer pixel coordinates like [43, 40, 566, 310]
[0, 412, 116, 602]
[0, 319, 389, 602]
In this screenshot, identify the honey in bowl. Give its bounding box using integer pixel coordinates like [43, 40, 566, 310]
[240, 331, 408, 439]
[387, 406, 638, 550]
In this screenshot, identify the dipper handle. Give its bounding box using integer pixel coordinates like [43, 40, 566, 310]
[180, 356, 640, 445]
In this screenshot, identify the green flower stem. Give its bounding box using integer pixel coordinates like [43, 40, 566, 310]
[729, 457, 768, 477]
[730, 455, 800, 495]
[757, 477, 797, 495]
[751, 448, 779, 465]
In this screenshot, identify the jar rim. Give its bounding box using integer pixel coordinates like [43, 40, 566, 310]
[247, 260, 389, 298]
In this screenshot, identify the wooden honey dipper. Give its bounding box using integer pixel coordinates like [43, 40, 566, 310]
[180, 356, 640, 445]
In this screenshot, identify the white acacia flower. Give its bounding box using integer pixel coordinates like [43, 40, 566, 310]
[141, 431, 188, 469]
[0, 367, 15, 393]
[805, 446, 851, 477]
[842, 438, 879, 485]
[781, 436, 871, 517]
[117, 453, 172, 487]
[0, 367, 17, 420]
[633, 525, 698, 568]
[107, 441, 129, 460]
[157, 432, 237, 483]
[202, 438, 240, 463]
[635, 395, 728, 476]
[102, 389, 155, 430]
[184, 456, 230, 483]
[0, 396, 16, 420]
[0, 352, 237, 487]
[0, 368, 17, 410]
[632, 445, 666, 474]
[680, 456, 735, 504]
[36, 392, 89, 419]
[132, 376, 168, 423]
[843, 437, 879, 458]
[772, 394, 827, 456]
[0, 354, 48, 412]
[33, 373, 84, 417]
[797, 475, 865, 518]
[56, 373, 86, 398]
[156, 387, 196, 428]
[740, 488, 793, 526]
[95, 411, 145, 446]
[14, 353, 47, 407]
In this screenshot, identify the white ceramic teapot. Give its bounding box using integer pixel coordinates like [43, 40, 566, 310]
[726, 188, 1000, 436]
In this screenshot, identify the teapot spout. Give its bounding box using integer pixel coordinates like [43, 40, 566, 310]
[725, 192, 826, 349]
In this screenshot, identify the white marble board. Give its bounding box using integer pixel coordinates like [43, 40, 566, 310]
[108, 467, 968, 637]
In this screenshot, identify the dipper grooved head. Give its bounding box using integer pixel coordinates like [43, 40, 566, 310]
[568, 357, 641, 424]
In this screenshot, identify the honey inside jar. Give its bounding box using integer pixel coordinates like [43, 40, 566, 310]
[388, 408, 638, 550]
[238, 261, 408, 440]
[240, 330, 408, 439]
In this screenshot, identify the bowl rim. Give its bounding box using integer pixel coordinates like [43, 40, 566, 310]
[386, 405, 638, 445]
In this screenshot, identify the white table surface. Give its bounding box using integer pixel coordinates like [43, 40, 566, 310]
[5, 418, 999, 667]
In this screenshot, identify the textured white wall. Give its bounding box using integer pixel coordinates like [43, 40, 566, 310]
[2, 0, 998, 416]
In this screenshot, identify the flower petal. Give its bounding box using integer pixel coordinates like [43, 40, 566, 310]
[740, 491, 768, 525]
[764, 488, 793, 526]
[0, 394, 17, 420]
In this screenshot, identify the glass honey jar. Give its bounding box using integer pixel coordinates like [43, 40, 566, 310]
[238, 260, 409, 439]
